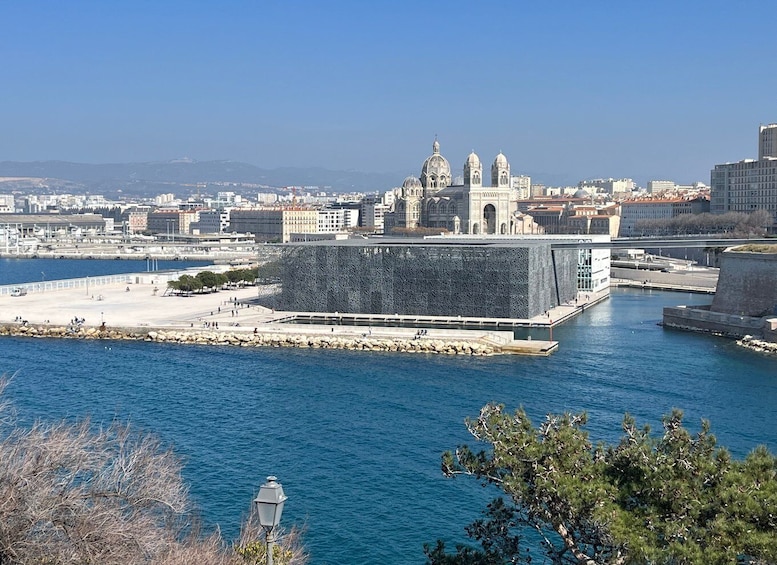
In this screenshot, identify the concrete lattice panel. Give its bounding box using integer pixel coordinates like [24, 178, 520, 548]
[279, 243, 577, 319]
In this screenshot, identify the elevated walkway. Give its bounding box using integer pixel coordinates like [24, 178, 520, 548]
[612, 279, 716, 294]
[274, 288, 610, 332]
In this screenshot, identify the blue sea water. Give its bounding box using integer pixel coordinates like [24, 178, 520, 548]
[0, 257, 211, 285]
[1, 260, 776, 564]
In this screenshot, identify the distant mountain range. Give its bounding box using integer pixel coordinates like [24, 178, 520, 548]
[0, 159, 405, 196]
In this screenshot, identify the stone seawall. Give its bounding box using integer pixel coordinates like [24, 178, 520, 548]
[662, 306, 764, 338]
[0, 324, 497, 356]
[711, 251, 777, 316]
[662, 248, 777, 340]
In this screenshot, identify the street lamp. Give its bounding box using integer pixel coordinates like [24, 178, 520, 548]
[254, 476, 287, 565]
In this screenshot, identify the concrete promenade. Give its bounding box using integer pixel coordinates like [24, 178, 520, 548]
[611, 264, 719, 294]
[0, 271, 613, 356]
[611, 279, 716, 294]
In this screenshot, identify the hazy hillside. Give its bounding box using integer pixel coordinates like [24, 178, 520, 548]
[0, 159, 404, 195]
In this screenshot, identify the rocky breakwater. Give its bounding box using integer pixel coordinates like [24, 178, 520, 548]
[736, 335, 777, 355]
[143, 329, 496, 355]
[0, 324, 497, 356]
[0, 323, 146, 341]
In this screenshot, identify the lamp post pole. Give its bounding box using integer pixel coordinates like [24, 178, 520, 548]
[266, 526, 276, 565]
[254, 476, 287, 565]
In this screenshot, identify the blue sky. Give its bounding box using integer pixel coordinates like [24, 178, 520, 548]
[1, 0, 775, 186]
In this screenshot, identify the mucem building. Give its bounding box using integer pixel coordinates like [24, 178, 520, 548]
[278, 240, 578, 319]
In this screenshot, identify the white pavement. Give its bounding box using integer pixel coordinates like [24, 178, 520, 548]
[1, 279, 273, 329]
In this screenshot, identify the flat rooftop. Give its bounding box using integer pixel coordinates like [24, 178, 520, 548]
[280, 235, 609, 248]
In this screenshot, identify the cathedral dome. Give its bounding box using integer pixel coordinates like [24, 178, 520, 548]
[402, 176, 422, 189]
[420, 138, 451, 190]
[465, 151, 481, 168]
[574, 188, 591, 199]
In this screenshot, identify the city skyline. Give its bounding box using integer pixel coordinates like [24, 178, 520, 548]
[2, 1, 775, 186]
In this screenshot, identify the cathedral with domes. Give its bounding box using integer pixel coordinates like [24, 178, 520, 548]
[385, 138, 524, 235]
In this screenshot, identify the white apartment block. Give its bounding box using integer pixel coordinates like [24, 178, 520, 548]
[0, 194, 14, 213]
[229, 207, 318, 243]
[711, 123, 777, 224]
[257, 193, 279, 205]
[579, 178, 635, 193]
[511, 175, 531, 199]
[203, 192, 242, 209]
[759, 123, 777, 160]
[84, 195, 111, 207]
[317, 208, 358, 233]
[155, 193, 176, 205]
[647, 180, 676, 194]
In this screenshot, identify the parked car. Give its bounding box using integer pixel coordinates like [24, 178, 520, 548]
[10, 287, 27, 297]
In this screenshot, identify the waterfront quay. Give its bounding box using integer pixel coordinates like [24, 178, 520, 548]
[0, 232, 263, 262]
[278, 288, 609, 331]
[0, 269, 611, 356]
[611, 261, 719, 294]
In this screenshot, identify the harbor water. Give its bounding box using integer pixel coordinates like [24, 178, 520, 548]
[0, 257, 211, 286]
[1, 260, 776, 564]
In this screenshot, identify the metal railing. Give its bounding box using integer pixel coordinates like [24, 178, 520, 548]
[0, 274, 134, 296]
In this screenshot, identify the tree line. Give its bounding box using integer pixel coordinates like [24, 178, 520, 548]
[634, 210, 773, 237]
[166, 262, 281, 294]
[426, 404, 777, 564]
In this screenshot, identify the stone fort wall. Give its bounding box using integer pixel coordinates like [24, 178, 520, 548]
[278, 243, 577, 319]
[711, 251, 777, 317]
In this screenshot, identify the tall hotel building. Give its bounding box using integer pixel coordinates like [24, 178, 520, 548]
[711, 123, 777, 224]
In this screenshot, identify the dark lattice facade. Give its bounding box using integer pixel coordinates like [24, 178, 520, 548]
[278, 243, 577, 319]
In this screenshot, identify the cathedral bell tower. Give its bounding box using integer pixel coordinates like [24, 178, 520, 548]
[491, 152, 510, 188]
[463, 151, 482, 188]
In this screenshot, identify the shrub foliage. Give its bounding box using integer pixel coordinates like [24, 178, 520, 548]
[0, 380, 306, 565]
[427, 404, 777, 565]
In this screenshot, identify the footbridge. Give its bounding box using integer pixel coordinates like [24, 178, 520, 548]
[549, 237, 775, 250]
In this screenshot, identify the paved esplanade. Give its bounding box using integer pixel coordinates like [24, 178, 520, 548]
[1, 278, 273, 328]
[0, 271, 609, 355]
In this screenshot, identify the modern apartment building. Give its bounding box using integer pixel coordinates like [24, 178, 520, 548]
[190, 209, 222, 234]
[318, 208, 359, 233]
[759, 123, 777, 160]
[647, 180, 676, 194]
[360, 194, 391, 233]
[511, 175, 531, 199]
[126, 210, 149, 234]
[711, 123, 777, 223]
[229, 207, 318, 243]
[147, 209, 199, 237]
[0, 195, 14, 213]
[578, 178, 635, 194]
